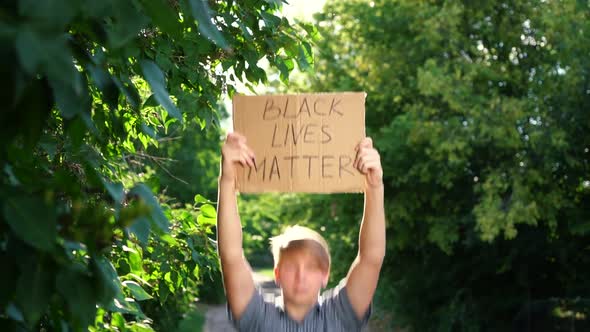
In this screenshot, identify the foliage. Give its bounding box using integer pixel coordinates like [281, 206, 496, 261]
[148, 120, 223, 204]
[0, 0, 314, 331]
[283, 0, 590, 330]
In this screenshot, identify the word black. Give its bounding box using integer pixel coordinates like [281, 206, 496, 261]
[263, 97, 343, 120]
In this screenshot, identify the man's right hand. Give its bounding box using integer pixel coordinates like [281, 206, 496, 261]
[220, 132, 256, 183]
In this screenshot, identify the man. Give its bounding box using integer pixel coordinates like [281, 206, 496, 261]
[216, 132, 385, 331]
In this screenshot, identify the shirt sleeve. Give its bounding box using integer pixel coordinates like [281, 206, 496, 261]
[228, 288, 279, 331]
[323, 279, 372, 330]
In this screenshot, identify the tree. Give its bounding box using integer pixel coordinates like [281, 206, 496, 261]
[0, 0, 314, 330]
[296, 0, 590, 330]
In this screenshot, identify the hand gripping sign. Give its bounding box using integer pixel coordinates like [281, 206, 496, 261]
[232, 92, 366, 193]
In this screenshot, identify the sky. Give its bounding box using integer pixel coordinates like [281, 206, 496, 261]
[281, 0, 327, 20]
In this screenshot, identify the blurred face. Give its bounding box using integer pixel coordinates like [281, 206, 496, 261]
[275, 246, 329, 307]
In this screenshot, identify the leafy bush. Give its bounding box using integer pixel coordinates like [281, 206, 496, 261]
[0, 0, 315, 330]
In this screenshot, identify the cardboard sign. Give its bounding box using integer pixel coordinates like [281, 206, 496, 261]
[232, 92, 365, 193]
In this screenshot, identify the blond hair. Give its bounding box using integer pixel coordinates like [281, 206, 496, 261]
[270, 225, 331, 272]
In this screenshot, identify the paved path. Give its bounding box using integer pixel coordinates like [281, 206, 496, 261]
[203, 305, 236, 332]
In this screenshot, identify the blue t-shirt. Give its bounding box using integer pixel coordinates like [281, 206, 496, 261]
[230, 279, 371, 331]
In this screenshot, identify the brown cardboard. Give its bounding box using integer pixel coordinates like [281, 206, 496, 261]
[232, 92, 365, 193]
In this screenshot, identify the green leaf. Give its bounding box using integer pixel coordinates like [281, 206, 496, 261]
[260, 12, 281, 28]
[15, 256, 53, 325]
[127, 249, 143, 274]
[117, 258, 131, 276]
[122, 281, 153, 301]
[15, 27, 45, 75]
[187, 0, 229, 49]
[197, 213, 216, 226]
[128, 217, 151, 244]
[138, 132, 149, 149]
[296, 45, 311, 71]
[139, 0, 182, 38]
[92, 255, 123, 306]
[107, 1, 148, 48]
[158, 279, 170, 303]
[51, 72, 92, 119]
[101, 178, 124, 204]
[200, 203, 216, 218]
[15, 28, 86, 120]
[110, 293, 143, 316]
[127, 322, 156, 332]
[18, 0, 75, 30]
[274, 58, 290, 83]
[140, 60, 182, 121]
[159, 233, 177, 245]
[13, 77, 53, 149]
[113, 76, 141, 110]
[38, 135, 57, 160]
[87, 64, 119, 110]
[3, 195, 56, 251]
[141, 123, 157, 139]
[142, 93, 159, 109]
[65, 116, 86, 148]
[194, 194, 213, 205]
[111, 312, 126, 328]
[129, 183, 170, 232]
[56, 269, 97, 329]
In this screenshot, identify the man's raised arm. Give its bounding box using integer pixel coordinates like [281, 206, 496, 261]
[345, 137, 386, 320]
[217, 132, 256, 319]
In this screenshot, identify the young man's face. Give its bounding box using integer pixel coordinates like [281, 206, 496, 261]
[275, 246, 329, 307]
